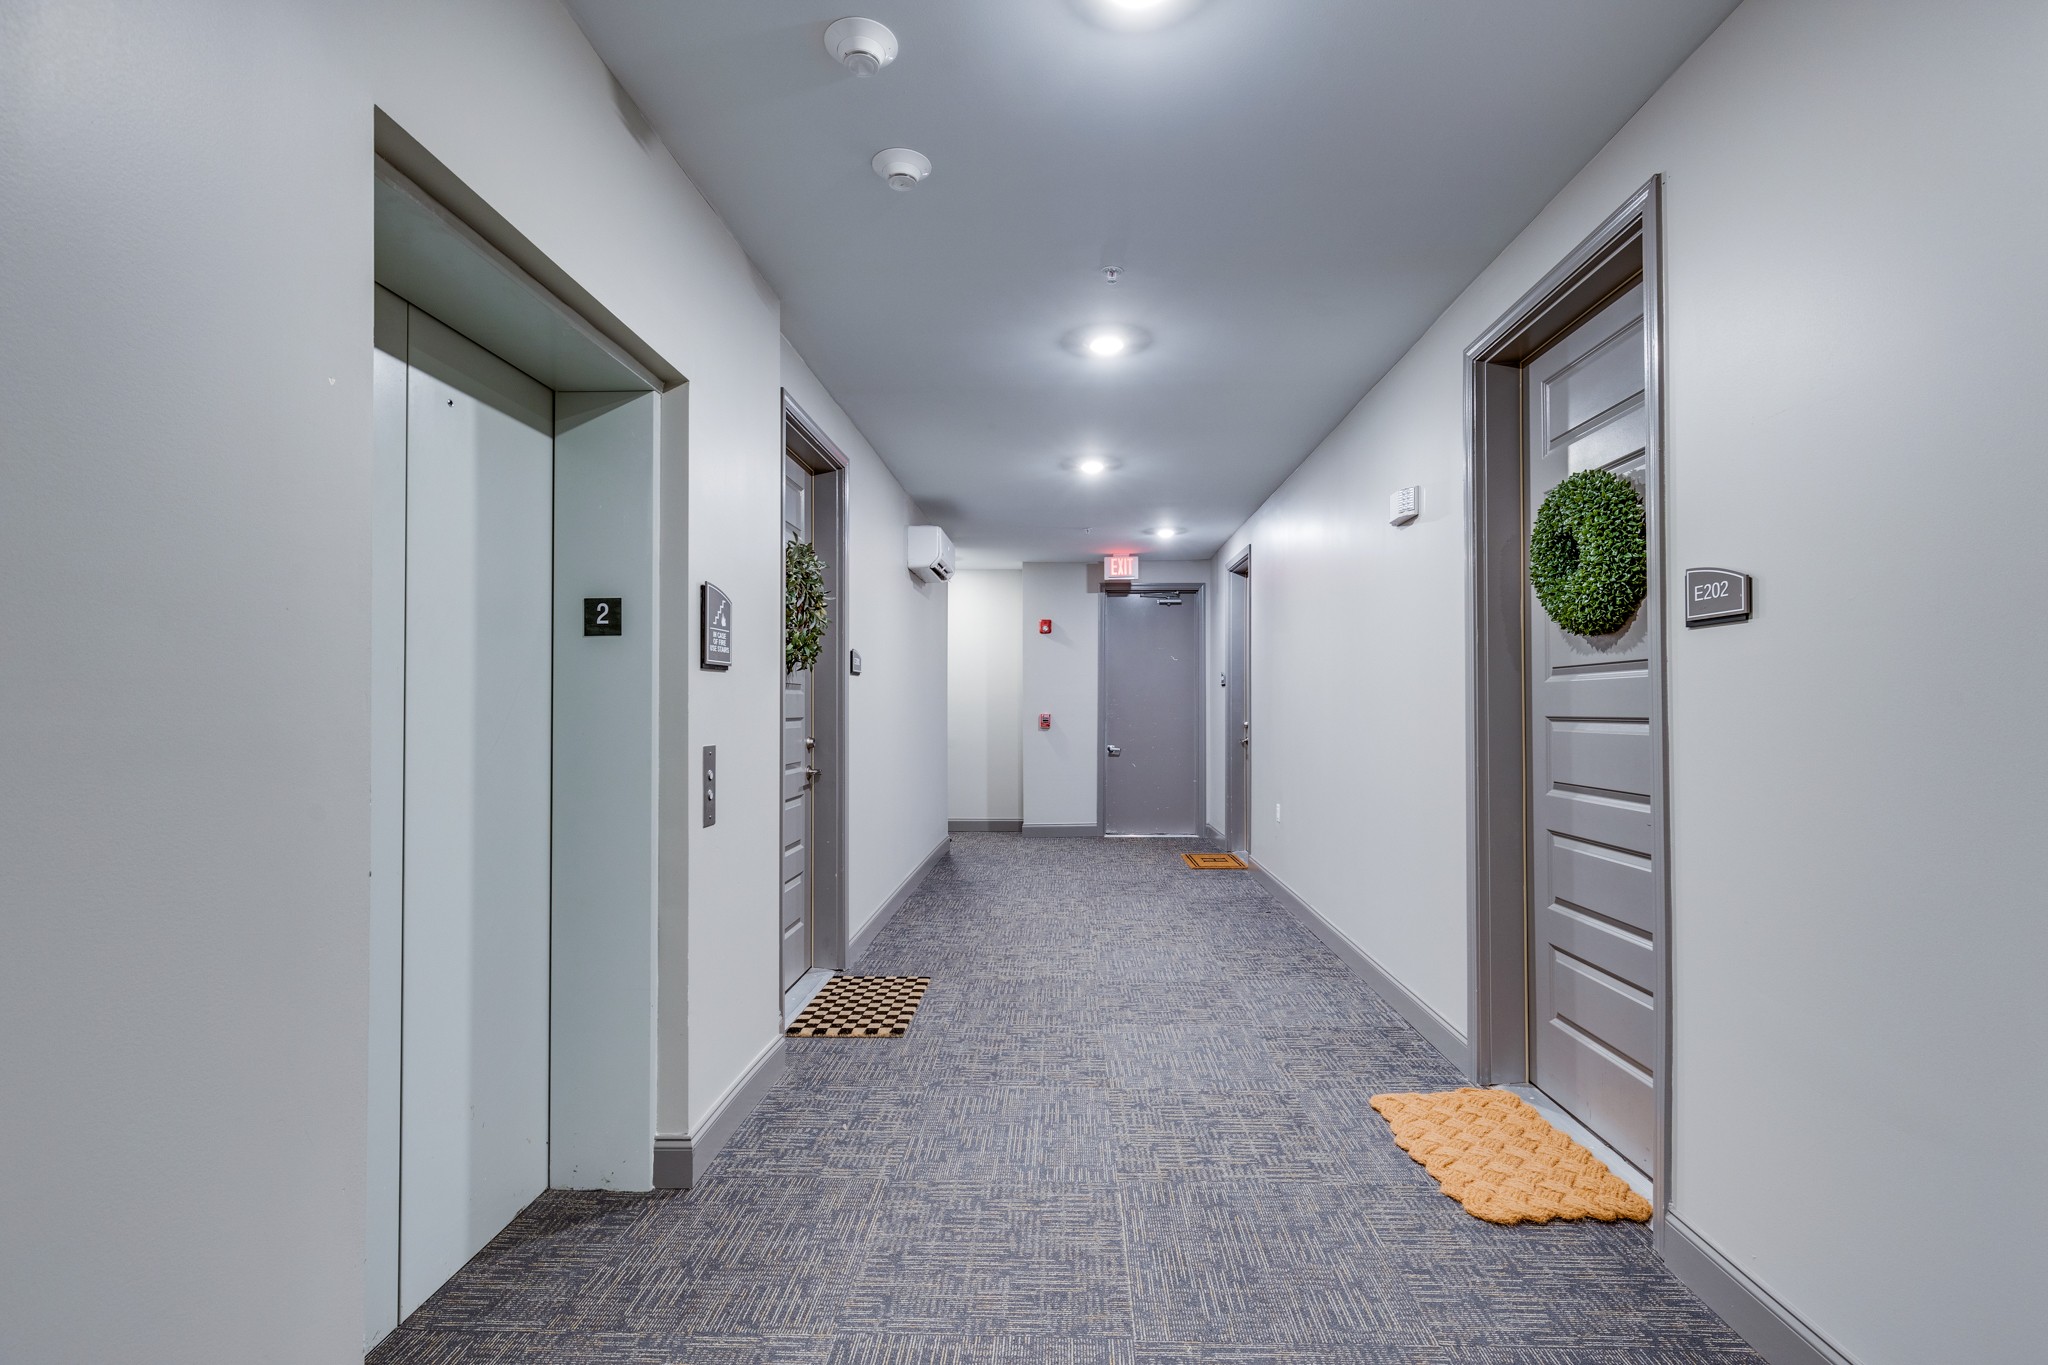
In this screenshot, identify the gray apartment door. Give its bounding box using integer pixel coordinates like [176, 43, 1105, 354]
[1525, 281, 1660, 1175]
[1224, 557, 1251, 852]
[780, 454, 815, 991]
[1103, 589, 1202, 836]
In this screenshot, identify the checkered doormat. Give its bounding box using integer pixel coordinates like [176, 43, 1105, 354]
[785, 975, 931, 1038]
[1182, 852, 1248, 870]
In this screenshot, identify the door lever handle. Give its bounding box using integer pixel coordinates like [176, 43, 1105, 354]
[804, 766, 821, 781]
[1106, 744, 1122, 757]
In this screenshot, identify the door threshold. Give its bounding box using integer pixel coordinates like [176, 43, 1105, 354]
[1498, 1084, 1653, 1203]
[781, 967, 837, 1025]
[1102, 833, 1202, 839]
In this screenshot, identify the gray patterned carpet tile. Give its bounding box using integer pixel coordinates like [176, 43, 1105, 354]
[370, 833, 1757, 1364]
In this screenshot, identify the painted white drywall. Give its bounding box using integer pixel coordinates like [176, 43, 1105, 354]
[0, 5, 370, 1362]
[551, 391, 659, 1191]
[778, 341, 949, 939]
[1213, 2, 2047, 1360]
[1, 3, 941, 1359]
[947, 570, 1025, 824]
[1020, 564, 1101, 830]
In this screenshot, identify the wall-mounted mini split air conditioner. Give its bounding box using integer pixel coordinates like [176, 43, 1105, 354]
[907, 525, 954, 583]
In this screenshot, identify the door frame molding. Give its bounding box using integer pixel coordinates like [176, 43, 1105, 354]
[1097, 582, 1207, 838]
[1224, 550, 1251, 854]
[1462, 176, 1672, 1223]
[781, 393, 850, 994]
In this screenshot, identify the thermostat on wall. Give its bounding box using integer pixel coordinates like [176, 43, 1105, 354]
[1389, 486, 1421, 526]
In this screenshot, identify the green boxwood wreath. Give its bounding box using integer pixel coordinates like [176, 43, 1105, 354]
[785, 540, 829, 674]
[1529, 469, 1647, 636]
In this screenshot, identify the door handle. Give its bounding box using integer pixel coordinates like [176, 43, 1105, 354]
[804, 766, 820, 782]
[1106, 745, 1122, 757]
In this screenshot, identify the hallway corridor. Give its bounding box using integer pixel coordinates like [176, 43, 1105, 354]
[369, 835, 1756, 1363]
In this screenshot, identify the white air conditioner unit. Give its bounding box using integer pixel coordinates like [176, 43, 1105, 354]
[907, 525, 955, 583]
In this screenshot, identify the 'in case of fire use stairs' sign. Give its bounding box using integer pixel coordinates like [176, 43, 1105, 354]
[701, 582, 733, 669]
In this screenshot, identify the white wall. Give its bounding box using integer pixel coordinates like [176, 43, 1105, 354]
[947, 570, 1024, 824]
[0, 5, 369, 1363]
[1020, 563, 1100, 830]
[779, 340, 950, 938]
[0, 2, 946, 1359]
[1214, 3, 2047, 1361]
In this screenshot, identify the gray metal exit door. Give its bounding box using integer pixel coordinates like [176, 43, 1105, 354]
[780, 454, 814, 992]
[1103, 589, 1202, 836]
[1524, 281, 1661, 1175]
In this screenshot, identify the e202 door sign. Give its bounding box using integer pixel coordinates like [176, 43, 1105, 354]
[1683, 568, 1752, 626]
[701, 582, 733, 670]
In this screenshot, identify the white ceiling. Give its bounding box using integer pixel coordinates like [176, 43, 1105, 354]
[568, 0, 1736, 566]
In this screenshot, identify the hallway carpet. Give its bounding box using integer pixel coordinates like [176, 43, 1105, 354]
[369, 834, 1758, 1364]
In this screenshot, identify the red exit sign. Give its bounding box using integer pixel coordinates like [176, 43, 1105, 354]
[1104, 555, 1139, 581]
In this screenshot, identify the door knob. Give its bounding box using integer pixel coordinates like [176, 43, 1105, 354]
[1106, 744, 1122, 757]
[804, 766, 820, 781]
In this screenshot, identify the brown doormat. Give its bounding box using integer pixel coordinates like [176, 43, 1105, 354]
[1182, 852, 1248, 869]
[785, 975, 931, 1038]
[1368, 1088, 1651, 1225]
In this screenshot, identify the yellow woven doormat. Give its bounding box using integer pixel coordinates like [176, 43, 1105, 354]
[1181, 852, 1248, 870]
[785, 975, 930, 1038]
[1368, 1088, 1651, 1225]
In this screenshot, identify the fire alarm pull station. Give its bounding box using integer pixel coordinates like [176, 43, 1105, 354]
[1038, 713, 1052, 731]
[1038, 619, 1052, 635]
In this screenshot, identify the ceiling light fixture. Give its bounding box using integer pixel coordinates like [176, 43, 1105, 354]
[1077, 458, 1108, 476]
[1147, 526, 1186, 539]
[1062, 323, 1151, 360]
[1079, 0, 1204, 32]
[824, 17, 899, 76]
[871, 148, 932, 191]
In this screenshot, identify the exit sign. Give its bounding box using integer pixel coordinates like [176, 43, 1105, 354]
[1104, 555, 1139, 581]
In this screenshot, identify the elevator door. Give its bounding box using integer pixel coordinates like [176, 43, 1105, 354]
[1103, 590, 1202, 836]
[1524, 281, 1660, 1176]
[383, 301, 555, 1321]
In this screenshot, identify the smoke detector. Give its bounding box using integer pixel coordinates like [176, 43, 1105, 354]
[825, 17, 899, 76]
[872, 148, 932, 191]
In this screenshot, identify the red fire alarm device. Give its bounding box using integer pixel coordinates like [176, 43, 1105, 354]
[1038, 712, 1052, 730]
[1038, 618, 1052, 635]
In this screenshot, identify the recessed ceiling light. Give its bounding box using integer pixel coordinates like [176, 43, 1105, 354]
[1062, 324, 1151, 359]
[1079, 0, 1203, 31]
[1077, 458, 1108, 476]
[1147, 526, 1185, 538]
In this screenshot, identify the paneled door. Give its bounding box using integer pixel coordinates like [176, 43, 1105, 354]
[1103, 589, 1202, 836]
[780, 454, 815, 991]
[1524, 281, 1661, 1175]
[1224, 558, 1251, 853]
